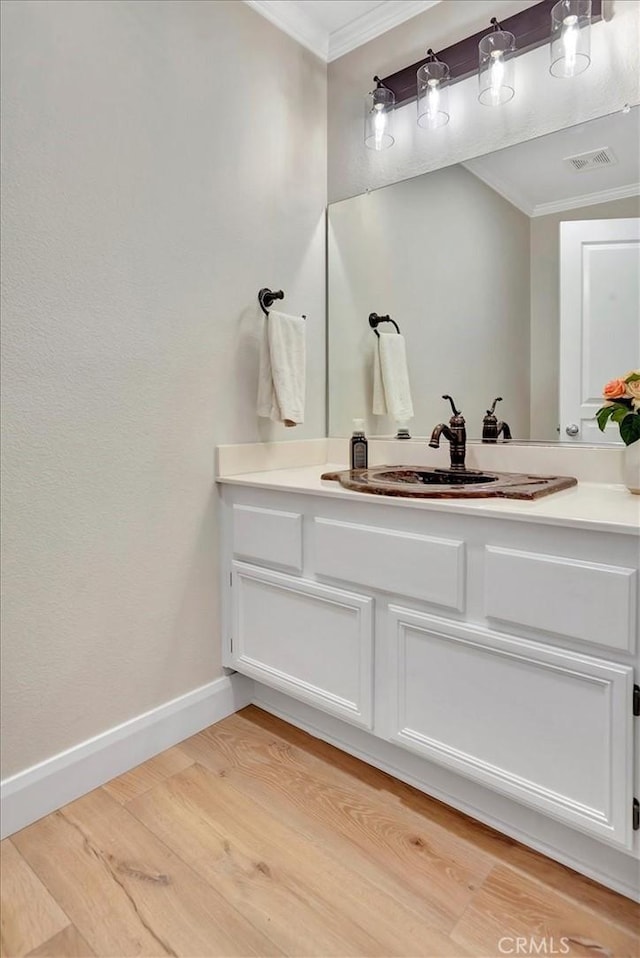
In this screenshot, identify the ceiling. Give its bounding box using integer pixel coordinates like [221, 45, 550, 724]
[243, 0, 442, 62]
[299, 1, 389, 33]
[463, 108, 640, 218]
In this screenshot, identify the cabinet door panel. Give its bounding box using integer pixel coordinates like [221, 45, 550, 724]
[387, 607, 634, 849]
[232, 562, 373, 728]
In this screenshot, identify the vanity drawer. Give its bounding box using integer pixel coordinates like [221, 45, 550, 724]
[232, 504, 302, 572]
[230, 562, 373, 728]
[312, 517, 465, 611]
[484, 545, 637, 653]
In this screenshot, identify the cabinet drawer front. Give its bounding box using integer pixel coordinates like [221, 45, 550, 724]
[485, 546, 637, 653]
[313, 518, 464, 611]
[231, 562, 373, 728]
[387, 608, 633, 849]
[233, 505, 302, 571]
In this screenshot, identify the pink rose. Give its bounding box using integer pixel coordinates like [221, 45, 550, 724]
[603, 378, 627, 400]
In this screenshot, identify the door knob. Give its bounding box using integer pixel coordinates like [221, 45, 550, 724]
[565, 423, 579, 437]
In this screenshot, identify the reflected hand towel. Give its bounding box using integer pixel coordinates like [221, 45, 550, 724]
[257, 310, 306, 426]
[372, 333, 414, 421]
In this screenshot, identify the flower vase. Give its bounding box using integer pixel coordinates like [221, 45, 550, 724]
[623, 441, 640, 494]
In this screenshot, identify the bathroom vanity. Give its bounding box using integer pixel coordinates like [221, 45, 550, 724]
[218, 445, 639, 899]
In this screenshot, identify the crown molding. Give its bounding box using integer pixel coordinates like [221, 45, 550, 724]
[530, 183, 640, 217]
[243, 1, 329, 60]
[243, 1, 442, 64]
[328, 1, 442, 62]
[463, 162, 639, 219]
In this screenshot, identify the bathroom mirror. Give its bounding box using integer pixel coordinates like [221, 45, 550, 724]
[328, 107, 640, 442]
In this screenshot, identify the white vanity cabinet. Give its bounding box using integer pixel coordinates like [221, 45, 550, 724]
[219, 481, 640, 897]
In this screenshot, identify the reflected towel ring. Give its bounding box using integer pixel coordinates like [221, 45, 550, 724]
[258, 287, 306, 320]
[369, 312, 400, 338]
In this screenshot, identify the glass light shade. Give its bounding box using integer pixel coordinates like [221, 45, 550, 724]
[550, 0, 592, 78]
[364, 86, 395, 150]
[417, 60, 450, 129]
[478, 29, 516, 106]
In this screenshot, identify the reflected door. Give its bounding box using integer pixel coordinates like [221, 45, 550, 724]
[560, 218, 640, 443]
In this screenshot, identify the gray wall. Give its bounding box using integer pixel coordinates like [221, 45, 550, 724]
[0, 0, 326, 777]
[328, 165, 531, 439]
[530, 195, 640, 439]
[328, 0, 640, 203]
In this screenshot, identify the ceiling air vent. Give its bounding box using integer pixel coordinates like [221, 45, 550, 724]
[564, 147, 618, 172]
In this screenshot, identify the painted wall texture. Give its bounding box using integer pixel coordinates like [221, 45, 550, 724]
[328, 0, 640, 203]
[0, 0, 326, 777]
[328, 164, 531, 439]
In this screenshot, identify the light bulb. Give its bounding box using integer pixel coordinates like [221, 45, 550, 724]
[373, 104, 386, 150]
[561, 14, 579, 73]
[489, 50, 505, 104]
[427, 78, 440, 120]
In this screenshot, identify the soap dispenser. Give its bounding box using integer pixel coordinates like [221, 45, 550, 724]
[350, 419, 368, 470]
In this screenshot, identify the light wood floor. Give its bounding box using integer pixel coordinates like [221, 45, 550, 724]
[1, 706, 638, 958]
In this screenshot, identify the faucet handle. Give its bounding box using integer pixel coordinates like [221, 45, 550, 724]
[486, 396, 503, 416]
[442, 394, 461, 417]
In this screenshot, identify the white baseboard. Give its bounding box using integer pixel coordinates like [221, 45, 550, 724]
[0, 673, 254, 839]
[252, 684, 640, 903]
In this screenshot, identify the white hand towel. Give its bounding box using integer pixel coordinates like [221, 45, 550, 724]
[257, 310, 305, 426]
[372, 333, 414, 421]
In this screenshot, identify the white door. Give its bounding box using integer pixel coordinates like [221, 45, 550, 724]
[560, 218, 640, 443]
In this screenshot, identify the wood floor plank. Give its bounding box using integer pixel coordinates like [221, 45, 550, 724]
[227, 708, 507, 872]
[27, 926, 94, 957]
[12, 787, 280, 957]
[128, 761, 468, 957]
[0, 840, 70, 958]
[178, 713, 495, 933]
[503, 842, 640, 938]
[4, 711, 635, 958]
[242, 708, 640, 935]
[103, 747, 193, 804]
[451, 864, 640, 958]
[242, 705, 518, 859]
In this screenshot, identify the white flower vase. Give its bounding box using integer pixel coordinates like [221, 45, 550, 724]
[623, 441, 640, 494]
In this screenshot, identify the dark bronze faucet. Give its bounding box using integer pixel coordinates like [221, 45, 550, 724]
[429, 395, 467, 470]
[482, 397, 512, 443]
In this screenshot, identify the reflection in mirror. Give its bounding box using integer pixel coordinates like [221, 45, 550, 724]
[328, 107, 640, 443]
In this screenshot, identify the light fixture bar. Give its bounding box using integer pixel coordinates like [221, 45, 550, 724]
[379, 0, 602, 105]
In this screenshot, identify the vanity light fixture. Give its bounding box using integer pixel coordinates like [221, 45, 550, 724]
[478, 18, 516, 106]
[364, 77, 395, 151]
[417, 50, 450, 129]
[550, 0, 592, 77]
[364, 1, 603, 151]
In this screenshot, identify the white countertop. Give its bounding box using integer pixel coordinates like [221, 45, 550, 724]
[217, 463, 640, 535]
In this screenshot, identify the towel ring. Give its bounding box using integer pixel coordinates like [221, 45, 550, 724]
[369, 312, 400, 338]
[259, 288, 284, 315]
[259, 287, 306, 320]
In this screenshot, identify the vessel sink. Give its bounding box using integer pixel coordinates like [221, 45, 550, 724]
[321, 465, 577, 500]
